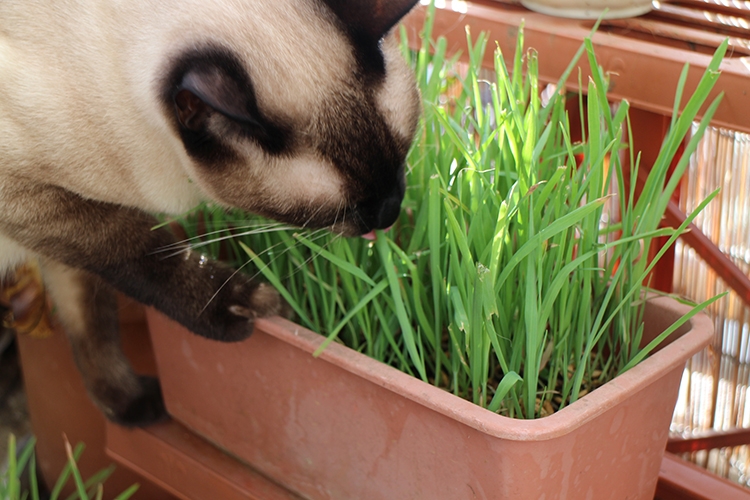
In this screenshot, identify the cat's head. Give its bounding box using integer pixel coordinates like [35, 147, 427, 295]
[160, 0, 420, 237]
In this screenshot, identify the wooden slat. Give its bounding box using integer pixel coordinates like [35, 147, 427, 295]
[603, 17, 750, 56]
[656, 452, 750, 499]
[663, 199, 750, 310]
[668, 427, 750, 453]
[107, 420, 301, 500]
[679, 0, 750, 16]
[651, 2, 750, 37]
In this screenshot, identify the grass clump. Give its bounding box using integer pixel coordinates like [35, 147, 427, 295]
[168, 4, 725, 418]
[1, 434, 138, 500]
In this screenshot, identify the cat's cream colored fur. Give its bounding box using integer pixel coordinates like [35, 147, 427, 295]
[0, 0, 420, 426]
[0, 0, 416, 223]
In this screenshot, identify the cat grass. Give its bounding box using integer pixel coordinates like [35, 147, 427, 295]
[168, 4, 725, 419]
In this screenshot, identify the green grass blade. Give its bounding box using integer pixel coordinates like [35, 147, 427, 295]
[488, 371, 523, 413]
[64, 465, 116, 500]
[111, 484, 140, 500]
[7, 434, 19, 500]
[239, 242, 314, 326]
[375, 232, 427, 381]
[293, 233, 376, 287]
[494, 198, 606, 291]
[29, 455, 40, 500]
[49, 442, 85, 500]
[621, 293, 727, 372]
[64, 440, 89, 500]
[313, 280, 389, 356]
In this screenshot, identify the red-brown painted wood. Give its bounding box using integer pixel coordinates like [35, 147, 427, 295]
[656, 453, 750, 500]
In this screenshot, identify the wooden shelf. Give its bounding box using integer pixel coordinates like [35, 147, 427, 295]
[403, 0, 750, 133]
[657, 453, 750, 499]
[106, 420, 301, 500]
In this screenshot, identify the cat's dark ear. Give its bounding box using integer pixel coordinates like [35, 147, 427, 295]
[174, 87, 210, 131]
[322, 0, 420, 43]
[173, 65, 263, 132]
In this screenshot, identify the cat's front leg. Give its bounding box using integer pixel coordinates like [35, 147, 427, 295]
[42, 260, 167, 426]
[0, 178, 285, 425]
[1, 177, 284, 343]
[109, 245, 286, 342]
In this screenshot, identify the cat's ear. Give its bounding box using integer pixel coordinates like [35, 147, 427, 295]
[173, 66, 263, 132]
[322, 0, 420, 43]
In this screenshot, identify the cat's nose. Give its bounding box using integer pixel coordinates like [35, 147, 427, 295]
[358, 186, 404, 232]
[374, 194, 402, 229]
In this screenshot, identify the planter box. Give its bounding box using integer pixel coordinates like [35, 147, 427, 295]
[147, 296, 712, 499]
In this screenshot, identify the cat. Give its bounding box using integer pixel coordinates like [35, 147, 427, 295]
[0, 0, 421, 426]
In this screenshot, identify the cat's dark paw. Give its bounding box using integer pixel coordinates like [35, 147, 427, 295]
[104, 376, 168, 427]
[221, 282, 285, 341]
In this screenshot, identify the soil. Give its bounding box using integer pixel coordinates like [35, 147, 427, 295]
[0, 328, 31, 462]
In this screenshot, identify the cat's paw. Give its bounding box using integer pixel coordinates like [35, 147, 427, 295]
[220, 282, 287, 341]
[102, 376, 168, 427]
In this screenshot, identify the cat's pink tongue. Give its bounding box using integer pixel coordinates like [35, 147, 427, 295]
[361, 227, 392, 241]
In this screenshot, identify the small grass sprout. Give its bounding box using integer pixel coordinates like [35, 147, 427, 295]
[1, 434, 138, 500]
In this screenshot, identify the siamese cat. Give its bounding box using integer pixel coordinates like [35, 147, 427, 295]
[0, 0, 421, 426]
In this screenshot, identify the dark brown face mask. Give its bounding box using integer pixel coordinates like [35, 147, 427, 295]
[160, 0, 420, 237]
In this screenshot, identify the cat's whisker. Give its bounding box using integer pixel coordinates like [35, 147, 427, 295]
[299, 193, 334, 230]
[163, 221, 288, 246]
[324, 197, 345, 234]
[172, 198, 351, 316]
[153, 222, 292, 256]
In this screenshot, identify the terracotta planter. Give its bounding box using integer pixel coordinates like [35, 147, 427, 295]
[147, 296, 712, 500]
